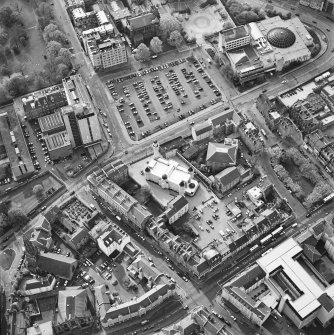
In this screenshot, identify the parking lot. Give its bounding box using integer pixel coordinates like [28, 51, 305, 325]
[106, 56, 222, 140]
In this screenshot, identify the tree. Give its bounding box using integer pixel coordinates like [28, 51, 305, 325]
[7, 208, 28, 227]
[136, 185, 152, 205]
[33, 184, 44, 200]
[159, 14, 182, 40]
[43, 24, 67, 45]
[220, 64, 235, 81]
[150, 37, 163, 54]
[4, 46, 12, 58]
[5, 75, 28, 97]
[56, 48, 72, 67]
[46, 41, 62, 58]
[57, 63, 69, 77]
[167, 30, 184, 47]
[0, 31, 8, 45]
[224, 21, 234, 30]
[134, 43, 150, 62]
[0, 84, 10, 105]
[0, 212, 9, 235]
[0, 7, 17, 28]
[0, 65, 11, 77]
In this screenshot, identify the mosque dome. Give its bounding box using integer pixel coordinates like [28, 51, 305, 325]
[267, 27, 296, 48]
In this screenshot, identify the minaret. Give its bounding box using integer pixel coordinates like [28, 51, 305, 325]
[152, 140, 161, 159]
[160, 174, 168, 189]
[144, 166, 151, 180]
[188, 167, 194, 179]
[179, 181, 186, 196]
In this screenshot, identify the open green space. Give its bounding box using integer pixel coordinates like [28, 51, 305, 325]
[0, 248, 15, 270]
[2, 172, 63, 214]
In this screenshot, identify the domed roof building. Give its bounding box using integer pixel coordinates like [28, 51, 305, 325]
[267, 27, 296, 48]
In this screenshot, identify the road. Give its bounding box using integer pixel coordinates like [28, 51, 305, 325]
[4, 1, 334, 334]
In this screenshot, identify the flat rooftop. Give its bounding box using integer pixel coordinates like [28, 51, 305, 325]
[257, 238, 323, 319]
[222, 26, 249, 42]
[38, 111, 64, 133]
[44, 131, 71, 151]
[0, 108, 35, 179]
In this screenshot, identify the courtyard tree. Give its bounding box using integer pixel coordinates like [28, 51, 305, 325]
[224, 21, 234, 30]
[8, 208, 28, 227]
[0, 212, 9, 235]
[43, 24, 68, 45]
[0, 7, 18, 28]
[150, 36, 163, 54]
[46, 41, 62, 59]
[0, 84, 10, 105]
[33, 184, 44, 200]
[136, 185, 152, 205]
[159, 13, 182, 40]
[0, 31, 8, 45]
[5, 74, 29, 97]
[0, 65, 11, 77]
[167, 30, 184, 47]
[134, 43, 151, 62]
[56, 48, 72, 67]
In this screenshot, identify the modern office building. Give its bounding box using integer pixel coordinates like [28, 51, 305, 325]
[223, 227, 334, 330]
[219, 26, 251, 51]
[20, 84, 68, 120]
[62, 104, 101, 148]
[82, 24, 127, 70]
[222, 17, 313, 83]
[38, 111, 66, 135]
[44, 131, 72, 160]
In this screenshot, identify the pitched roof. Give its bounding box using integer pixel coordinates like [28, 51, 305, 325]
[58, 289, 88, 321]
[128, 13, 156, 30]
[193, 121, 212, 136]
[229, 264, 266, 290]
[206, 142, 237, 165]
[37, 252, 77, 279]
[215, 166, 240, 185]
[318, 293, 334, 312]
[95, 285, 111, 319]
[165, 196, 188, 219]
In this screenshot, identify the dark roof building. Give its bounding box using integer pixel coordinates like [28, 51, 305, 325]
[37, 252, 78, 280]
[38, 111, 65, 135]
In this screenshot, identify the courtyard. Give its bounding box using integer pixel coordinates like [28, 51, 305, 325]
[2, 172, 64, 215]
[106, 57, 222, 140]
[128, 154, 268, 252]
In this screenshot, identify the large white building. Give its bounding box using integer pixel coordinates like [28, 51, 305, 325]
[82, 24, 127, 70]
[223, 232, 334, 330]
[219, 26, 251, 51]
[144, 157, 199, 196]
[223, 17, 313, 83]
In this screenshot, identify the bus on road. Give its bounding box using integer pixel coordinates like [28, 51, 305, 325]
[260, 234, 272, 245]
[324, 193, 334, 203]
[260, 129, 267, 138]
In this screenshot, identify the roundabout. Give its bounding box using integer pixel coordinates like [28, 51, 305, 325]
[184, 12, 223, 39]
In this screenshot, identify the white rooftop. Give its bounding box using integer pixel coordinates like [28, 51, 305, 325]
[280, 81, 317, 107]
[257, 238, 322, 319]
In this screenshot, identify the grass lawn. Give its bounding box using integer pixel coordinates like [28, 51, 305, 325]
[0, 0, 47, 81]
[0, 248, 16, 271]
[3, 172, 63, 214]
